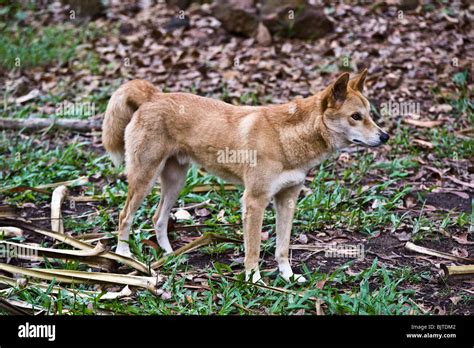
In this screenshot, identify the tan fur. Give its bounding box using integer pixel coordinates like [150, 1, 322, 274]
[102, 80, 158, 166]
[102, 70, 389, 283]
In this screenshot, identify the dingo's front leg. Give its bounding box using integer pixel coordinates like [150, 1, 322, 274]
[242, 190, 268, 284]
[274, 184, 306, 283]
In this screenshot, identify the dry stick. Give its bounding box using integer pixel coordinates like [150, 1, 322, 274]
[0, 240, 106, 257]
[0, 275, 101, 298]
[405, 242, 474, 263]
[0, 177, 88, 194]
[0, 298, 47, 315]
[30, 177, 89, 190]
[0, 263, 160, 292]
[232, 302, 256, 314]
[446, 175, 474, 190]
[0, 241, 114, 270]
[0, 219, 155, 276]
[127, 233, 241, 276]
[30, 210, 103, 222]
[0, 298, 30, 315]
[455, 127, 474, 136]
[441, 264, 474, 279]
[223, 275, 323, 304]
[315, 299, 325, 315]
[408, 299, 429, 314]
[0, 206, 17, 218]
[51, 185, 68, 234]
[190, 184, 239, 193]
[171, 199, 211, 212]
[71, 184, 240, 202]
[424, 167, 474, 190]
[151, 233, 242, 269]
[78, 223, 240, 242]
[4, 182, 240, 203]
[0, 117, 102, 132]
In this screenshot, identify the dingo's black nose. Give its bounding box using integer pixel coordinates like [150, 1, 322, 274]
[379, 132, 390, 143]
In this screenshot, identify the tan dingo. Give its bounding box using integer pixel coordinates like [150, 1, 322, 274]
[102, 69, 389, 283]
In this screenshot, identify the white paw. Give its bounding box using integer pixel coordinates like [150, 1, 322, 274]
[292, 274, 307, 284]
[281, 272, 307, 284]
[245, 269, 266, 285]
[157, 238, 173, 255]
[116, 242, 133, 258]
[155, 229, 173, 255]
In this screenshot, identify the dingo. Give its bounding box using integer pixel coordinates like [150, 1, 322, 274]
[102, 69, 389, 283]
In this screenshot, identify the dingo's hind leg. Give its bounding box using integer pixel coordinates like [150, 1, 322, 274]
[152, 156, 190, 254]
[116, 124, 167, 257]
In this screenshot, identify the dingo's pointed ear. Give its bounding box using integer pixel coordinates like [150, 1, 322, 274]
[348, 68, 368, 92]
[323, 72, 349, 109]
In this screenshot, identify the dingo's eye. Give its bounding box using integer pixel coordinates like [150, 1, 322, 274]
[351, 113, 362, 121]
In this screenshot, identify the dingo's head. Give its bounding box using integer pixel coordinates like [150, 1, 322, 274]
[321, 69, 389, 148]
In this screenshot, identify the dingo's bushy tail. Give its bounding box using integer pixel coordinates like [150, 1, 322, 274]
[102, 79, 157, 167]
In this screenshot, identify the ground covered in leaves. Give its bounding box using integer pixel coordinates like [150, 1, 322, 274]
[0, 1, 473, 315]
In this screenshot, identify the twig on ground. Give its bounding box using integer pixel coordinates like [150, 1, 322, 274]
[441, 264, 474, 280]
[0, 263, 161, 292]
[151, 232, 242, 270]
[405, 242, 474, 263]
[0, 298, 31, 315]
[51, 185, 68, 234]
[0, 177, 88, 194]
[0, 219, 155, 275]
[0, 117, 102, 132]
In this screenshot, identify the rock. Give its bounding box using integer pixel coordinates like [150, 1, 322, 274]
[210, 0, 332, 40]
[212, 0, 259, 37]
[256, 22, 272, 46]
[386, 71, 402, 88]
[119, 23, 135, 36]
[298, 233, 308, 244]
[166, 0, 193, 10]
[260, 0, 333, 39]
[292, 6, 334, 39]
[60, 0, 104, 19]
[398, 0, 419, 11]
[163, 15, 191, 32]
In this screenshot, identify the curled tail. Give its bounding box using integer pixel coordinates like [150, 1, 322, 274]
[102, 79, 158, 167]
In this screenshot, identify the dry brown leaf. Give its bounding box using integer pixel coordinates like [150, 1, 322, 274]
[174, 209, 192, 221]
[99, 286, 133, 300]
[452, 233, 474, 245]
